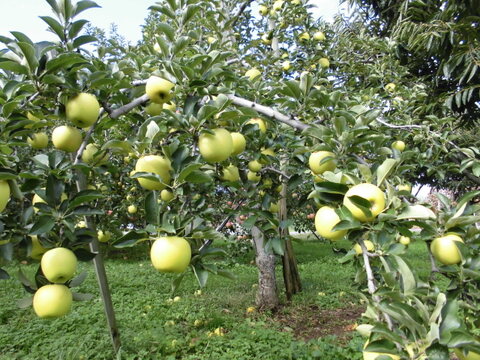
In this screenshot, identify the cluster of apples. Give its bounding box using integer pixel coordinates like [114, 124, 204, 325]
[33, 247, 78, 319]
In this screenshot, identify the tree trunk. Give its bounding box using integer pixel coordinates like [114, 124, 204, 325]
[252, 226, 279, 310]
[279, 164, 302, 301]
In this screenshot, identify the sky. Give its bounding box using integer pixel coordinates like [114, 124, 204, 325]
[0, 0, 344, 44]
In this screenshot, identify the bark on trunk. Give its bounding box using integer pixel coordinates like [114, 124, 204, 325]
[252, 226, 279, 310]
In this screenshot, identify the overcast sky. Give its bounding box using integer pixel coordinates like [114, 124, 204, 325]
[0, 0, 344, 44]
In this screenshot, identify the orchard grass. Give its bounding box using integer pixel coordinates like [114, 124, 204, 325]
[0, 239, 432, 359]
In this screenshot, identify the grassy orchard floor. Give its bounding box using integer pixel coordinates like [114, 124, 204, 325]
[0, 238, 432, 360]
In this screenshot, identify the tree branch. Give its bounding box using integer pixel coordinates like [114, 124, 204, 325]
[231, 0, 254, 28]
[226, 94, 309, 131]
[375, 118, 423, 129]
[261, 166, 291, 180]
[109, 94, 150, 119]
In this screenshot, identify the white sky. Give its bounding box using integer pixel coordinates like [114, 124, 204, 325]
[0, 0, 344, 44]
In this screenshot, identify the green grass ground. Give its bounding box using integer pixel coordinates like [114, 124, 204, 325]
[0, 238, 430, 360]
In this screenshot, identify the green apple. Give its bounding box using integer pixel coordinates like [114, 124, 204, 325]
[354, 240, 375, 255]
[150, 236, 191, 273]
[313, 31, 326, 41]
[28, 132, 49, 149]
[247, 171, 261, 182]
[97, 230, 112, 243]
[145, 76, 175, 104]
[66, 93, 100, 128]
[128, 205, 137, 214]
[221, 165, 240, 182]
[245, 68, 261, 81]
[269, 201, 280, 213]
[430, 234, 463, 265]
[134, 155, 172, 190]
[399, 236, 411, 246]
[258, 5, 268, 16]
[319, 58, 330, 68]
[230, 132, 246, 155]
[160, 189, 174, 202]
[385, 83, 396, 92]
[455, 349, 480, 360]
[261, 34, 272, 45]
[145, 102, 163, 116]
[299, 32, 310, 41]
[52, 126, 82, 153]
[309, 151, 336, 174]
[198, 128, 233, 163]
[248, 160, 263, 173]
[392, 140, 406, 152]
[314, 206, 347, 241]
[41, 247, 77, 283]
[33, 284, 72, 319]
[343, 183, 385, 222]
[246, 118, 267, 133]
[0, 180, 10, 212]
[82, 143, 108, 165]
[282, 61, 291, 71]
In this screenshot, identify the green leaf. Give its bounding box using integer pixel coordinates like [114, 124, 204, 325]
[393, 255, 416, 294]
[72, 292, 95, 301]
[171, 273, 185, 293]
[17, 42, 39, 72]
[192, 264, 208, 287]
[376, 158, 398, 186]
[0, 59, 29, 75]
[397, 205, 436, 220]
[17, 296, 33, 309]
[68, 19, 89, 38]
[68, 190, 103, 209]
[181, 4, 201, 25]
[445, 215, 480, 230]
[157, 23, 175, 42]
[73, 0, 100, 17]
[113, 231, 149, 248]
[39, 16, 65, 41]
[30, 216, 55, 235]
[45, 53, 88, 73]
[217, 269, 236, 280]
[145, 191, 159, 225]
[185, 170, 212, 184]
[177, 163, 203, 183]
[10, 31, 33, 45]
[69, 271, 88, 287]
[73, 35, 97, 48]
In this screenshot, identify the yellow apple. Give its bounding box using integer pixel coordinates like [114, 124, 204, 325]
[399, 236, 411, 246]
[160, 189, 174, 202]
[259, 5, 268, 16]
[150, 236, 191, 273]
[30, 235, 47, 260]
[309, 151, 336, 174]
[145, 102, 163, 116]
[0, 180, 10, 212]
[245, 68, 261, 81]
[314, 206, 347, 241]
[207, 36, 216, 44]
[282, 61, 291, 71]
[230, 132, 246, 155]
[313, 31, 326, 41]
[145, 76, 175, 104]
[455, 349, 480, 360]
[385, 83, 396, 92]
[392, 140, 405, 152]
[299, 32, 310, 41]
[221, 165, 240, 182]
[198, 128, 233, 163]
[430, 234, 464, 265]
[66, 93, 100, 128]
[81, 144, 108, 165]
[52, 126, 82, 153]
[33, 284, 72, 319]
[269, 201, 280, 213]
[134, 155, 172, 190]
[153, 42, 161, 53]
[128, 205, 137, 214]
[343, 183, 385, 222]
[248, 160, 263, 172]
[319, 58, 330, 68]
[354, 240, 375, 255]
[28, 132, 49, 149]
[246, 118, 267, 133]
[247, 171, 261, 182]
[291, 0, 301, 4]
[97, 230, 112, 243]
[41, 247, 77, 283]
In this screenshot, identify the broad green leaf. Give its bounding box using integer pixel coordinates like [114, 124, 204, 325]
[39, 16, 65, 40]
[393, 255, 416, 294]
[185, 170, 212, 184]
[17, 42, 39, 72]
[0, 60, 29, 75]
[73, 0, 100, 17]
[376, 158, 397, 186]
[145, 191, 159, 225]
[397, 205, 436, 220]
[30, 216, 55, 235]
[72, 35, 97, 48]
[177, 163, 203, 183]
[157, 23, 175, 42]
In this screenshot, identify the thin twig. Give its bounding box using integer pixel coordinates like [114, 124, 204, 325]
[261, 166, 291, 180]
[375, 118, 423, 129]
[231, 0, 254, 28]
